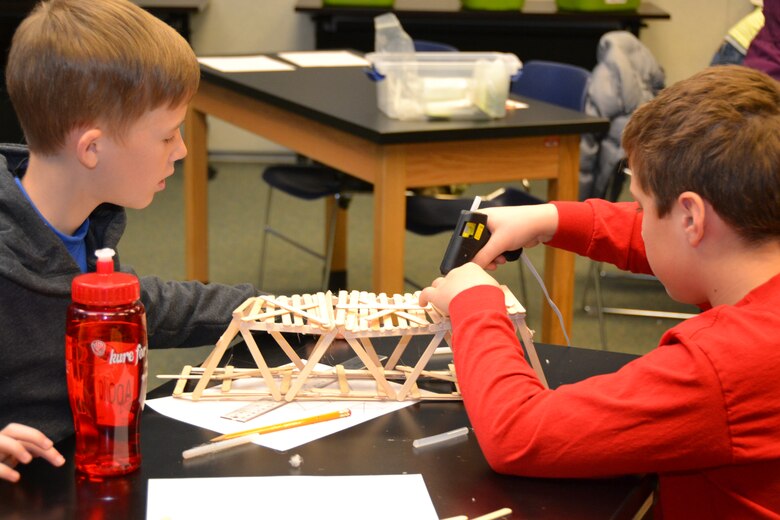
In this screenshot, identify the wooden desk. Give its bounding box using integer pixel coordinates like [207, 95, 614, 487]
[296, 1, 671, 70]
[184, 62, 606, 344]
[2, 341, 653, 520]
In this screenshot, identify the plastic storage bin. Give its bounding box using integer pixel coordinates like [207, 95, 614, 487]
[366, 51, 522, 121]
[556, 0, 639, 11]
[461, 0, 524, 9]
[323, 0, 393, 6]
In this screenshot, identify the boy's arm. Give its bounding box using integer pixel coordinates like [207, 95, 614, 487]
[472, 203, 559, 269]
[448, 285, 730, 478]
[139, 277, 258, 349]
[548, 199, 652, 275]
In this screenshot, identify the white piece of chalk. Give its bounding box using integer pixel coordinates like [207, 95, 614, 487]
[412, 426, 469, 449]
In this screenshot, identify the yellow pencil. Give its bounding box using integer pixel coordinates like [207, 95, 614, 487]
[210, 409, 352, 442]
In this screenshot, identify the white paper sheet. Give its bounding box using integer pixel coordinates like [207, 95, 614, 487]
[146, 364, 423, 452]
[277, 50, 369, 67]
[197, 55, 295, 73]
[146, 474, 439, 520]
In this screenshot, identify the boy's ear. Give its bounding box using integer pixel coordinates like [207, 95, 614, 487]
[75, 128, 103, 169]
[678, 192, 706, 247]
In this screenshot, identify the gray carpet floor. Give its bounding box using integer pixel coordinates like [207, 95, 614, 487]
[120, 160, 698, 390]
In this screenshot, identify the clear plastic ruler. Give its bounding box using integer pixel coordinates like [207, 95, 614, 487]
[221, 400, 287, 423]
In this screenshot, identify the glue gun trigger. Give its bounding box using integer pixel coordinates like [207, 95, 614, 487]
[502, 248, 523, 262]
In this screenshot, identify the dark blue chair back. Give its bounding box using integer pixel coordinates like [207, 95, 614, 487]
[511, 60, 591, 112]
[413, 40, 458, 52]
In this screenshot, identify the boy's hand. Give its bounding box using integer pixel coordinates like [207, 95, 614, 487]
[471, 203, 559, 269]
[420, 263, 500, 316]
[0, 423, 65, 483]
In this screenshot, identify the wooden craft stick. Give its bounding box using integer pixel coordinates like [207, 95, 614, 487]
[292, 294, 304, 327]
[317, 292, 331, 329]
[283, 330, 338, 401]
[359, 336, 382, 366]
[280, 371, 292, 394]
[517, 323, 548, 389]
[335, 303, 428, 311]
[239, 324, 281, 400]
[345, 290, 359, 331]
[256, 294, 328, 326]
[221, 366, 233, 392]
[335, 290, 348, 327]
[363, 307, 396, 323]
[173, 365, 192, 397]
[395, 310, 429, 326]
[358, 291, 371, 330]
[397, 330, 446, 400]
[242, 302, 318, 322]
[396, 365, 457, 383]
[450, 363, 461, 396]
[345, 337, 397, 400]
[336, 364, 350, 395]
[379, 293, 394, 329]
[192, 318, 240, 400]
[157, 365, 294, 381]
[234, 296, 256, 317]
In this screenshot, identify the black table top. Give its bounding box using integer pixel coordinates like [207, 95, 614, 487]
[199, 58, 609, 145]
[1, 338, 652, 520]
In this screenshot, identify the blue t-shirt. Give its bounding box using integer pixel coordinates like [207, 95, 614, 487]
[14, 176, 89, 272]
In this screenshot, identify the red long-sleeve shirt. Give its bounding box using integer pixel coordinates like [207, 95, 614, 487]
[449, 199, 780, 519]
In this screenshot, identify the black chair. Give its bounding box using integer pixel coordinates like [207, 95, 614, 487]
[258, 163, 372, 291]
[258, 40, 458, 292]
[404, 187, 543, 301]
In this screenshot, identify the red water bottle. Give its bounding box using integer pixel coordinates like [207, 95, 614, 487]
[65, 248, 148, 477]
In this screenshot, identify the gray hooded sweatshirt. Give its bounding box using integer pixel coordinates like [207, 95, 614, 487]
[0, 144, 257, 442]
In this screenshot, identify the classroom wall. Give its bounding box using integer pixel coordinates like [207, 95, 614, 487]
[188, 0, 757, 155]
[642, 0, 755, 86]
[189, 1, 316, 155]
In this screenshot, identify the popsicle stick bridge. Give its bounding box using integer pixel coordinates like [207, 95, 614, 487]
[169, 287, 547, 402]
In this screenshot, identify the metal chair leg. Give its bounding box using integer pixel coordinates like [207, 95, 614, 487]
[258, 186, 275, 289]
[321, 195, 340, 292]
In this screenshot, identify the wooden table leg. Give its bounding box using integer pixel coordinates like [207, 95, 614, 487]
[372, 147, 407, 295]
[183, 105, 209, 282]
[326, 198, 349, 290]
[542, 134, 579, 345]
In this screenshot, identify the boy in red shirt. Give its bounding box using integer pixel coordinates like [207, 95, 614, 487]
[420, 65, 780, 518]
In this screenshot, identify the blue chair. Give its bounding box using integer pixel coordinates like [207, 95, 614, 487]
[511, 60, 591, 112]
[259, 41, 458, 292]
[411, 39, 459, 52]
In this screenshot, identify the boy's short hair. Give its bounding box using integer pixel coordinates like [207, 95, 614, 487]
[623, 65, 780, 244]
[6, 0, 200, 155]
